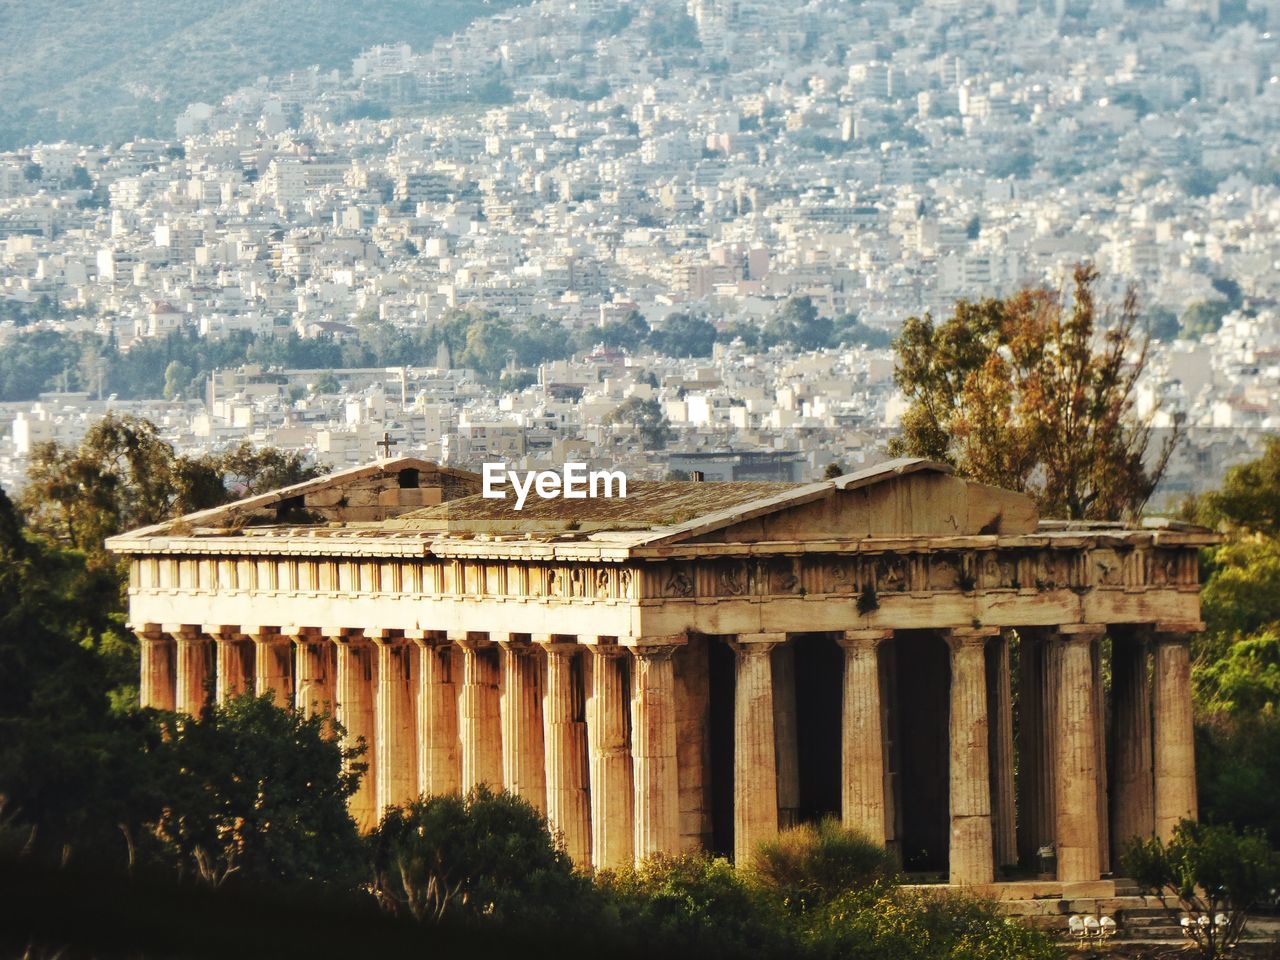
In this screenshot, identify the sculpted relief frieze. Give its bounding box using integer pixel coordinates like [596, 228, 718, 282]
[131, 546, 1198, 606]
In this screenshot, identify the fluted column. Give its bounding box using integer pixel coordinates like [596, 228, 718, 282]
[211, 627, 253, 703]
[292, 627, 336, 722]
[250, 628, 292, 706]
[1092, 635, 1111, 874]
[730, 634, 781, 865]
[630, 639, 683, 863]
[587, 642, 634, 871]
[1153, 624, 1200, 841]
[375, 631, 417, 816]
[457, 633, 502, 793]
[771, 643, 801, 831]
[1055, 624, 1104, 883]
[1111, 625, 1154, 853]
[539, 636, 592, 866]
[499, 637, 547, 812]
[335, 629, 378, 831]
[989, 632, 1017, 871]
[945, 627, 996, 885]
[415, 635, 461, 796]
[170, 624, 211, 716]
[839, 629, 892, 845]
[136, 624, 175, 711]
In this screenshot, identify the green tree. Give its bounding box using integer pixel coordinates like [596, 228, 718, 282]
[890, 264, 1177, 521]
[595, 310, 651, 352]
[1181, 300, 1230, 339]
[511, 315, 573, 367]
[1197, 435, 1280, 537]
[604, 397, 675, 450]
[215, 441, 327, 497]
[459, 315, 513, 376]
[1123, 819, 1279, 959]
[651, 312, 716, 358]
[370, 787, 591, 925]
[20, 414, 222, 553]
[831, 314, 891, 348]
[152, 694, 364, 887]
[162, 360, 195, 400]
[761, 296, 832, 351]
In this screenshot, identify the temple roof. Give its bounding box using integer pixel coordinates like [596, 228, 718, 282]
[105, 456, 1219, 560]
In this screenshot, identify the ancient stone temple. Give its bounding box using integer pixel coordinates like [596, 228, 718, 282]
[107, 457, 1214, 888]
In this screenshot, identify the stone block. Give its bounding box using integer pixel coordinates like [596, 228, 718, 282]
[1063, 880, 1116, 899]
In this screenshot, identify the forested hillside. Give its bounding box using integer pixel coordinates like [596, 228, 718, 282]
[0, 0, 522, 148]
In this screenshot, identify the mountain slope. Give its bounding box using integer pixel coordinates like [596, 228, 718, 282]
[0, 0, 519, 149]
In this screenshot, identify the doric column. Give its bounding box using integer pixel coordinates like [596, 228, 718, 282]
[1111, 625, 1154, 853]
[838, 629, 892, 846]
[630, 639, 683, 863]
[1055, 624, 1104, 883]
[291, 627, 336, 721]
[249, 628, 292, 706]
[415, 634, 460, 797]
[335, 629, 378, 831]
[771, 643, 801, 831]
[1092, 635, 1111, 874]
[499, 636, 547, 812]
[456, 633, 502, 793]
[945, 627, 996, 885]
[210, 626, 253, 703]
[375, 631, 417, 816]
[730, 634, 781, 865]
[136, 624, 175, 711]
[1153, 623, 1200, 841]
[169, 624, 211, 716]
[587, 642, 634, 871]
[988, 632, 1017, 871]
[538, 636, 591, 866]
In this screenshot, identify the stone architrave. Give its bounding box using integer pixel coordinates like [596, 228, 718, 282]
[538, 636, 592, 866]
[946, 627, 996, 885]
[587, 642, 634, 871]
[1153, 623, 1200, 841]
[838, 630, 892, 845]
[730, 634, 782, 865]
[630, 639, 682, 863]
[1054, 624, 1104, 884]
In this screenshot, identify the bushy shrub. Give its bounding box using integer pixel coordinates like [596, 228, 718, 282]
[598, 853, 797, 959]
[752, 818, 899, 911]
[805, 887, 1061, 960]
[369, 786, 594, 927]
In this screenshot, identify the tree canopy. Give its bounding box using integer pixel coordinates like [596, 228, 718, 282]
[889, 264, 1177, 521]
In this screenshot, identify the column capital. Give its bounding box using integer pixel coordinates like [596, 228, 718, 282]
[533, 634, 579, 654]
[726, 633, 784, 656]
[452, 630, 492, 649]
[1152, 621, 1204, 640]
[408, 629, 448, 646]
[620, 633, 688, 652]
[838, 629, 893, 649]
[371, 628, 409, 647]
[204, 624, 243, 640]
[497, 633, 536, 652]
[578, 634, 621, 648]
[163, 623, 203, 641]
[286, 626, 324, 642]
[1057, 623, 1108, 641]
[629, 642, 681, 661]
[133, 622, 165, 641]
[943, 626, 999, 650]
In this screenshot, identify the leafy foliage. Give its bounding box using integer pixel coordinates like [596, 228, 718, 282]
[604, 396, 675, 449]
[369, 787, 592, 926]
[651, 312, 718, 358]
[1122, 819, 1279, 959]
[1197, 435, 1280, 537]
[889, 264, 1177, 521]
[152, 694, 364, 888]
[751, 818, 899, 911]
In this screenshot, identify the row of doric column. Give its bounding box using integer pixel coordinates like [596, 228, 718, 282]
[134, 621, 1199, 882]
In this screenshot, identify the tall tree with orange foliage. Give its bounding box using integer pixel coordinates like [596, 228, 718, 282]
[889, 264, 1180, 521]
